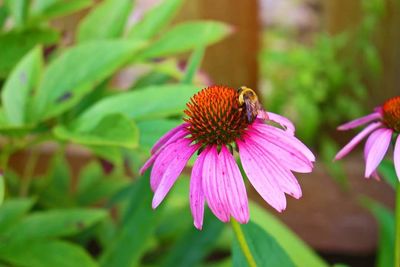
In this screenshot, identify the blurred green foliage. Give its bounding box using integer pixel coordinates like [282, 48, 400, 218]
[0, 0, 331, 266]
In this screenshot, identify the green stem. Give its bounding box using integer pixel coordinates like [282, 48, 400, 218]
[231, 219, 257, 267]
[395, 183, 400, 267]
[19, 148, 40, 197]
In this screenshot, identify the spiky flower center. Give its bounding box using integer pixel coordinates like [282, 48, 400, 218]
[383, 96, 400, 132]
[184, 86, 249, 145]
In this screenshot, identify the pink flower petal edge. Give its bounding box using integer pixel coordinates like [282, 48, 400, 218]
[266, 111, 295, 135]
[364, 128, 393, 178]
[337, 112, 382, 131]
[151, 123, 189, 154]
[190, 150, 206, 230]
[394, 135, 400, 181]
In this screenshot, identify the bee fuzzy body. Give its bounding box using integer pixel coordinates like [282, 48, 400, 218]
[237, 86, 263, 124]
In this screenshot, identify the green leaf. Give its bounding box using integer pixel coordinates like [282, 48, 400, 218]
[360, 197, 394, 267]
[0, 5, 8, 29]
[0, 198, 34, 232]
[232, 221, 295, 267]
[1, 46, 42, 126]
[31, 40, 144, 121]
[54, 113, 139, 148]
[249, 202, 328, 267]
[127, 0, 184, 40]
[5, 208, 107, 240]
[29, 0, 93, 22]
[138, 21, 232, 60]
[4, 0, 28, 28]
[73, 84, 199, 132]
[181, 47, 205, 84]
[378, 160, 397, 190]
[0, 28, 59, 78]
[100, 174, 161, 267]
[0, 239, 98, 267]
[160, 211, 224, 267]
[0, 174, 3, 206]
[137, 119, 181, 148]
[77, 0, 133, 42]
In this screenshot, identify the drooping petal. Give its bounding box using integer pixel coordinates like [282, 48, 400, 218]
[247, 129, 313, 173]
[139, 152, 158, 175]
[219, 146, 249, 223]
[337, 112, 382, 131]
[265, 111, 295, 135]
[190, 150, 206, 229]
[334, 122, 383, 160]
[151, 139, 200, 208]
[150, 123, 189, 154]
[202, 146, 230, 222]
[364, 128, 393, 178]
[363, 135, 382, 180]
[252, 123, 315, 162]
[237, 139, 287, 212]
[394, 135, 400, 181]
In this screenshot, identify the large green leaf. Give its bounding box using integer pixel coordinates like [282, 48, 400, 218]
[137, 119, 181, 148]
[160, 211, 224, 267]
[29, 0, 93, 22]
[5, 208, 107, 241]
[0, 198, 34, 232]
[249, 202, 328, 267]
[100, 174, 161, 267]
[77, 0, 133, 42]
[0, 28, 59, 78]
[54, 113, 139, 148]
[127, 0, 184, 40]
[4, 0, 28, 28]
[0, 239, 98, 267]
[138, 21, 232, 60]
[181, 47, 205, 84]
[31, 40, 144, 121]
[1, 46, 42, 126]
[72, 84, 199, 132]
[232, 221, 295, 267]
[360, 197, 394, 267]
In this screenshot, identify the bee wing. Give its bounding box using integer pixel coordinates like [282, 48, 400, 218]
[244, 98, 259, 122]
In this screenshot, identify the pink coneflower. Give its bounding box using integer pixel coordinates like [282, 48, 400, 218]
[335, 96, 400, 180]
[140, 85, 315, 229]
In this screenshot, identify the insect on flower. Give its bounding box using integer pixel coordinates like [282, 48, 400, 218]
[335, 96, 400, 180]
[140, 85, 315, 229]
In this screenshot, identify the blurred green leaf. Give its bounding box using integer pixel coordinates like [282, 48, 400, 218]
[0, 198, 34, 232]
[31, 40, 144, 121]
[73, 84, 199, 132]
[232, 221, 295, 267]
[249, 202, 328, 267]
[76, 162, 128, 206]
[1, 46, 42, 126]
[160, 211, 224, 267]
[0, 173, 3, 206]
[138, 21, 232, 60]
[321, 137, 349, 190]
[292, 95, 320, 145]
[128, 0, 184, 40]
[54, 114, 139, 148]
[181, 47, 205, 84]
[0, 28, 59, 78]
[378, 160, 397, 190]
[30, 0, 93, 22]
[5, 208, 107, 240]
[137, 119, 181, 148]
[0, 5, 9, 29]
[100, 174, 161, 267]
[360, 197, 394, 267]
[4, 0, 28, 28]
[77, 0, 133, 42]
[0, 239, 98, 267]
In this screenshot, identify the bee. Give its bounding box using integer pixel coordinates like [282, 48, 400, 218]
[237, 86, 267, 123]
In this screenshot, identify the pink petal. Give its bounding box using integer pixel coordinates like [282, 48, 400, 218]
[202, 146, 230, 222]
[151, 139, 199, 208]
[334, 122, 383, 160]
[252, 123, 315, 162]
[139, 152, 158, 175]
[219, 146, 249, 224]
[364, 134, 382, 180]
[337, 112, 382, 131]
[247, 129, 313, 173]
[150, 123, 189, 154]
[394, 135, 400, 181]
[364, 128, 393, 178]
[237, 139, 287, 212]
[190, 150, 206, 230]
[265, 112, 295, 135]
